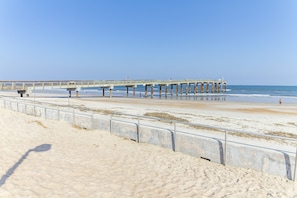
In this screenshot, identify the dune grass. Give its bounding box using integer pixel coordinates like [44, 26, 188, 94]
[144, 112, 188, 123]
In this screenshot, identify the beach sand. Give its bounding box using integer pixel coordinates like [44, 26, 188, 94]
[45, 96, 297, 140]
[1, 94, 297, 197]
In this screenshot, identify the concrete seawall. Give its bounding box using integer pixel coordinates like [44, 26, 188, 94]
[1, 98, 296, 180]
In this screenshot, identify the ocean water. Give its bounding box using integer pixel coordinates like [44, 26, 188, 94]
[33, 84, 297, 104]
[224, 85, 297, 104]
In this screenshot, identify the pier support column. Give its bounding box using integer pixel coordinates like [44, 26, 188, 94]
[17, 90, 26, 97]
[151, 85, 154, 98]
[200, 83, 204, 93]
[133, 86, 136, 97]
[165, 85, 168, 98]
[176, 84, 179, 96]
[102, 88, 105, 97]
[159, 85, 162, 98]
[186, 84, 189, 96]
[126, 87, 129, 97]
[217, 83, 221, 93]
[206, 83, 209, 93]
[211, 83, 215, 93]
[194, 83, 197, 94]
[180, 84, 183, 95]
[67, 88, 76, 98]
[145, 85, 148, 98]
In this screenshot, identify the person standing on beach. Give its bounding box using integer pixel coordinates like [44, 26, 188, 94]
[279, 98, 282, 105]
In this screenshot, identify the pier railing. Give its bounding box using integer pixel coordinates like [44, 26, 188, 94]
[1, 96, 296, 181]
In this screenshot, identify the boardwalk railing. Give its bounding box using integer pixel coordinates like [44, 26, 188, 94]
[1, 96, 297, 181]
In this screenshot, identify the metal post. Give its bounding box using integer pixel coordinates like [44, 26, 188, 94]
[73, 109, 75, 125]
[224, 130, 227, 166]
[294, 147, 297, 181]
[174, 122, 176, 152]
[110, 115, 112, 134]
[137, 118, 140, 143]
[91, 113, 94, 129]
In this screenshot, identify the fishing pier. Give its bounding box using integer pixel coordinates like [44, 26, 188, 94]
[0, 79, 227, 98]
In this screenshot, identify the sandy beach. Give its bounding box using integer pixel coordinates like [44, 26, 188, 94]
[40, 96, 297, 141]
[1, 94, 297, 197]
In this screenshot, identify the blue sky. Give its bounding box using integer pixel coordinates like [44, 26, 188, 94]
[0, 0, 296, 85]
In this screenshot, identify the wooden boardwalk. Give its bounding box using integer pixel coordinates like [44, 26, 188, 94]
[0, 79, 227, 97]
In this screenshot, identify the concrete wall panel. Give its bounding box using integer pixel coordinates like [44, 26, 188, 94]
[111, 121, 137, 141]
[139, 126, 174, 150]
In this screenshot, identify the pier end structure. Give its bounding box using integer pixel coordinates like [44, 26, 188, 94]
[0, 79, 227, 98]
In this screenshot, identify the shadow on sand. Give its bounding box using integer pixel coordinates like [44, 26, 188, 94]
[0, 144, 51, 187]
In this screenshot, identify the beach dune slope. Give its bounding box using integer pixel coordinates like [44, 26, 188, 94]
[0, 107, 296, 197]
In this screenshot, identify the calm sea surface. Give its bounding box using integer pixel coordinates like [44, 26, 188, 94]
[223, 85, 297, 104]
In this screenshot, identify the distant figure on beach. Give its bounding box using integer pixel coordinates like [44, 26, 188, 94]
[279, 98, 282, 105]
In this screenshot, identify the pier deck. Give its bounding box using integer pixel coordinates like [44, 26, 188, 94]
[0, 79, 227, 97]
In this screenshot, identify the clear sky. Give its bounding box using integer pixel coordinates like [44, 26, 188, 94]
[0, 0, 296, 85]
